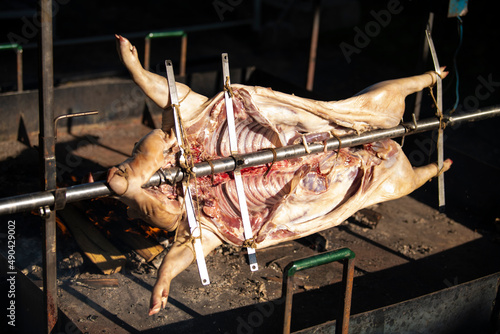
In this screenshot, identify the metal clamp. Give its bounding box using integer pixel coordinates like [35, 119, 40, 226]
[222, 53, 258, 272]
[53, 188, 67, 211]
[282, 247, 355, 334]
[426, 28, 446, 212]
[165, 59, 210, 285]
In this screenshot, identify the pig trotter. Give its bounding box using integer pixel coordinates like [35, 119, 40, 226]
[149, 228, 222, 315]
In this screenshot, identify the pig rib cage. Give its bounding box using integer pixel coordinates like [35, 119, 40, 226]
[0, 105, 499, 217]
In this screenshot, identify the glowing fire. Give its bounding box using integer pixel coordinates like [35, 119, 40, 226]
[85, 198, 169, 241]
[56, 216, 71, 237]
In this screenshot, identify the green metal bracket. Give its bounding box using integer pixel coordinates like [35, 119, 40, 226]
[146, 31, 186, 39]
[0, 43, 23, 92]
[0, 43, 21, 51]
[282, 247, 356, 334]
[144, 30, 187, 76]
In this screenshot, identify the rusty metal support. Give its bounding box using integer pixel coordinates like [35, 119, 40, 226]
[282, 248, 356, 334]
[16, 46, 23, 92]
[38, 0, 58, 332]
[144, 37, 151, 71]
[180, 33, 187, 78]
[306, 0, 321, 91]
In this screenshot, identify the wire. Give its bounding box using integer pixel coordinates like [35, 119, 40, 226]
[450, 16, 463, 113]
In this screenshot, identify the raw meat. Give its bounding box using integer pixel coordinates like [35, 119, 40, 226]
[109, 35, 452, 315]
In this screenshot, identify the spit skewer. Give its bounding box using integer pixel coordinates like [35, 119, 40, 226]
[1, 106, 499, 217]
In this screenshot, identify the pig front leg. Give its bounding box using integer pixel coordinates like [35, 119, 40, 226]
[149, 224, 222, 316]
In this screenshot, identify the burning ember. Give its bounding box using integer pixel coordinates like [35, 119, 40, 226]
[84, 197, 171, 243]
[54, 197, 173, 275]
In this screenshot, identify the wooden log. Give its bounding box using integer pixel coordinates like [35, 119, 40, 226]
[110, 224, 165, 262]
[58, 205, 126, 275]
[72, 199, 165, 263]
[75, 278, 119, 289]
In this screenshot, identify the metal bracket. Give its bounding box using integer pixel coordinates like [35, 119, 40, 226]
[39, 205, 52, 219]
[165, 60, 210, 285]
[53, 111, 99, 140]
[222, 53, 258, 272]
[282, 248, 355, 334]
[231, 154, 248, 170]
[425, 29, 446, 212]
[53, 188, 67, 211]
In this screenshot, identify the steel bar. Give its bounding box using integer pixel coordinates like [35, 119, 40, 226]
[306, 0, 321, 91]
[413, 12, 434, 120]
[1, 106, 499, 217]
[38, 0, 58, 332]
[166, 60, 210, 285]
[180, 34, 187, 77]
[16, 46, 23, 92]
[282, 248, 356, 334]
[222, 53, 258, 271]
[54, 111, 99, 138]
[426, 28, 446, 212]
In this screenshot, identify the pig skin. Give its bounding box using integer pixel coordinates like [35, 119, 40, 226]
[109, 35, 452, 315]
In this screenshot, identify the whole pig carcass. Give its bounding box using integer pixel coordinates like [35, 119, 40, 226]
[109, 35, 452, 315]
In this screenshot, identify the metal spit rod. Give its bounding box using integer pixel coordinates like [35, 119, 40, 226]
[1, 105, 499, 217]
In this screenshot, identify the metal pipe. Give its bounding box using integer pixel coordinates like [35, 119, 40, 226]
[339, 254, 355, 334]
[306, 0, 321, 91]
[144, 37, 151, 71]
[253, 0, 261, 31]
[0, 106, 499, 217]
[53, 110, 99, 139]
[38, 0, 58, 331]
[19, 20, 254, 50]
[413, 12, 434, 120]
[16, 46, 23, 92]
[180, 33, 187, 77]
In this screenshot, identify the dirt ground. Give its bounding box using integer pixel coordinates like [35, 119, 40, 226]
[1, 118, 499, 333]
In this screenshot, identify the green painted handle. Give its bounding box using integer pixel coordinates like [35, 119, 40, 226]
[0, 43, 22, 51]
[286, 247, 355, 277]
[146, 31, 185, 39]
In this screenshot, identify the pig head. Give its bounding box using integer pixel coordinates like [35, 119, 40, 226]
[107, 128, 183, 232]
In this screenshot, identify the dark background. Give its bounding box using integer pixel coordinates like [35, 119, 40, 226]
[0, 0, 498, 105]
